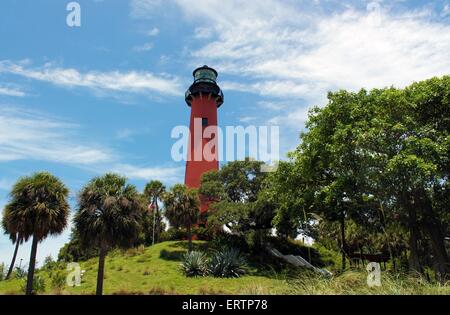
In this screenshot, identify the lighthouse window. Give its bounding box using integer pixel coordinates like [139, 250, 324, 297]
[202, 117, 209, 127]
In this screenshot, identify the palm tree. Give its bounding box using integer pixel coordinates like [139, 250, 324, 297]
[74, 173, 142, 295]
[143, 180, 166, 245]
[163, 184, 200, 252]
[2, 172, 69, 294]
[0, 219, 28, 280]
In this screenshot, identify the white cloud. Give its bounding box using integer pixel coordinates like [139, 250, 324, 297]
[0, 105, 184, 185]
[0, 60, 182, 96]
[152, 0, 450, 127]
[115, 128, 151, 141]
[130, 0, 163, 18]
[442, 4, 450, 17]
[0, 106, 113, 165]
[112, 163, 184, 183]
[239, 116, 256, 123]
[0, 86, 25, 97]
[132, 43, 154, 52]
[194, 27, 213, 39]
[147, 27, 160, 36]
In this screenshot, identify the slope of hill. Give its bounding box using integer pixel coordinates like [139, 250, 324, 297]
[0, 241, 292, 295]
[1, 241, 449, 295]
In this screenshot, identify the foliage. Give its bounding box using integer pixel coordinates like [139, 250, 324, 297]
[0, 263, 4, 281]
[180, 251, 209, 277]
[0, 241, 448, 295]
[142, 180, 166, 245]
[58, 229, 99, 262]
[3, 172, 70, 294]
[270, 76, 450, 280]
[163, 184, 200, 251]
[50, 271, 67, 291]
[201, 159, 276, 250]
[21, 275, 46, 295]
[74, 173, 143, 251]
[159, 227, 188, 242]
[74, 173, 143, 295]
[209, 248, 247, 278]
[14, 266, 27, 279]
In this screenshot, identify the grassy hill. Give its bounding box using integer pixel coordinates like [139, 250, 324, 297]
[0, 241, 292, 295]
[1, 241, 449, 295]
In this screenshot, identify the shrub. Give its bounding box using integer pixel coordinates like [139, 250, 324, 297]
[21, 275, 46, 295]
[209, 248, 247, 278]
[160, 228, 187, 242]
[209, 232, 249, 253]
[51, 271, 67, 292]
[160, 249, 185, 261]
[181, 251, 209, 277]
[0, 263, 5, 281]
[14, 266, 27, 279]
[191, 226, 214, 241]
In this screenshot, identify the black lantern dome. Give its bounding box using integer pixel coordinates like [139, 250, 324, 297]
[185, 65, 223, 107]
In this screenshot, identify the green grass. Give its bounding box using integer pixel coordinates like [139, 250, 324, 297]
[0, 241, 448, 295]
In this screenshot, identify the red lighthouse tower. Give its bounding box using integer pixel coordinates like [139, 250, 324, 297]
[185, 66, 224, 213]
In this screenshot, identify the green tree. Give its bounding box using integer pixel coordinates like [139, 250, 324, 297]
[200, 160, 276, 249]
[279, 76, 449, 278]
[143, 180, 166, 244]
[163, 184, 200, 252]
[2, 172, 69, 294]
[74, 173, 142, 295]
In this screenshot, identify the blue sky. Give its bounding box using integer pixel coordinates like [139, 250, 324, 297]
[1, 0, 449, 267]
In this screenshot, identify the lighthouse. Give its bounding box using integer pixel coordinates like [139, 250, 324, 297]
[185, 65, 224, 213]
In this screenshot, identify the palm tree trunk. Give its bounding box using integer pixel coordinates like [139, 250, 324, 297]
[96, 246, 107, 296]
[6, 241, 20, 280]
[25, 235, 39, 295]
[187, 224, 193, 252]
[152, 198, 156, 246]
[155, 199, 160, 244]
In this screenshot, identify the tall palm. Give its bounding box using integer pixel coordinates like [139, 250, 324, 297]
[3, 172, 69, 294]
[0, 218, 28, 280]
[143, 180, 166, 244]
[164, 184, 200, 252]
[74, 173, 142, 295]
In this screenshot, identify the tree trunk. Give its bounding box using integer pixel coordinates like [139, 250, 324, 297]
[96, 246, 107, 296]
[152, 199, 156, 246]
[420, 195, 449, 282]
[187, 224, 193, 252]
[6, 240, 20, 280]
[25, 235, 39, 295]
[155, 197, 160, 244]
[407, 207, 422, 274]
[340, 216, 346, 271]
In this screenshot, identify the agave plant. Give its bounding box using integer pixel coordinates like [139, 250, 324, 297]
[181, 251, 209, 277]
[209, 248, 247, 278]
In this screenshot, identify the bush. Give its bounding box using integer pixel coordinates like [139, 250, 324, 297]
[209, 248, 247, 278]
[51, 271, 67, 291]
[160, 228, 187, 242]
[181, 251, 209, 277]
[0, 263, 5, 281]
[21, 275, 46, 295]
[14, 266, 27, 279]
[58, 238, 98, 262]
[209, 232, 249, 253]
[191, 226, 214, 241]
